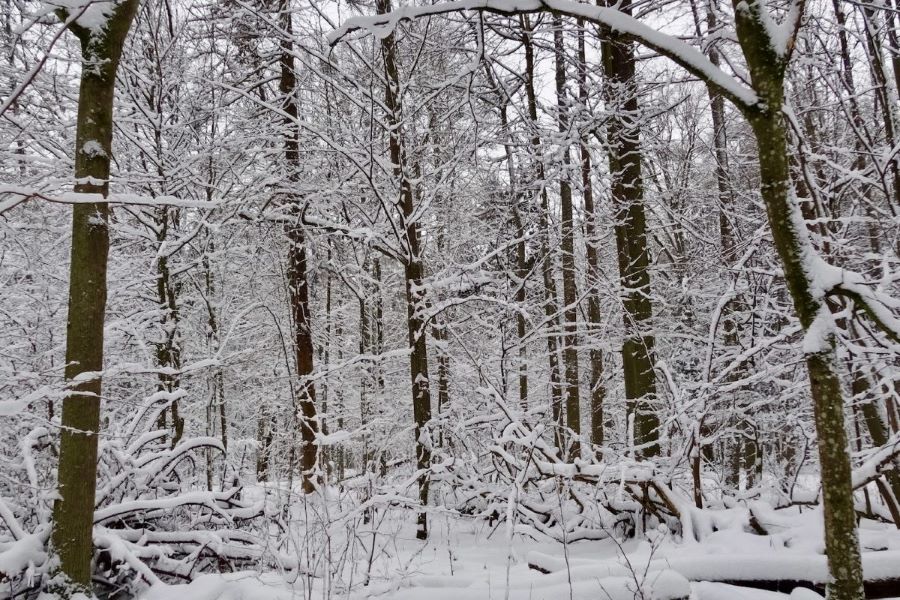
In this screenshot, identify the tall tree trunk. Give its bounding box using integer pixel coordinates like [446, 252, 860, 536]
[51, 0, 139, 591]
[376, 0, 432, 539]
[202, 214, 227, 487]
[553, 16, 581, 457]
[732, 3, 865, 594]
[599, 0, 659, 458]
[576, 20, 605, 448]
[322, 247, 333, 474]
[749, 107, 864, 600]
[522, 16, 564, 450]
[278, 0, 319, 494]
[359, 259, 372, 470]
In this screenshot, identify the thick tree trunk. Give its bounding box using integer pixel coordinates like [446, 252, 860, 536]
[552, 17, 581, 457]
[599, 1, 659, 458]
[51, 1, 139, 591]
[278, 0, 319, 493]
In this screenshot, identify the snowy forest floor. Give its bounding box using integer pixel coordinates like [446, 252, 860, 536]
[138, 482, 900, 600]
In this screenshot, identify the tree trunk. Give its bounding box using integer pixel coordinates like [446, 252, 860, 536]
[512, 203, 529, 410]
[51, 1, 139, 591]
[522, 16, 564, 450]
[747, 106, 865, 600]
[599, 0, 659, 458]
[576, 20, 605, 449]
[376, 0, 432, 539]
[729, 0, 865, 592]
[278, 0, 319, 494]
[155, 227, 184, 447]
[359, 262, 372, 470]
[552, 16, 581, 457]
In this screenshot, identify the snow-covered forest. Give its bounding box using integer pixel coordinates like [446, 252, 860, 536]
[2, 0, 900, 597]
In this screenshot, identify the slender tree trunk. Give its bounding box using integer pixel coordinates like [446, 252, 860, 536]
[359, 260, 372, 470]
[482, 58, 530, 410]
[334, 318, 345, 480]
[322, 247, 333, 474]
[522, 16, 564, 449]
[201, 236, 227, 488]
[512, 202, 529, 410]
[599, 0, 659, 457]
[277, 0, 319, 493]
[154, 222, 184, 447]
[552, 16, 581, 457]
[576, 20, 605, 449]
[376, 0, 432, 539]
[51, 1, 139, 591]
[256, 404, 275, 482]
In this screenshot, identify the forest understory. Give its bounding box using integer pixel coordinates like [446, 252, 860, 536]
[2, 0, 900, 597]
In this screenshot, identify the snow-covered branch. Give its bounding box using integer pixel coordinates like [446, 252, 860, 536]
[327, 0, 759, 108]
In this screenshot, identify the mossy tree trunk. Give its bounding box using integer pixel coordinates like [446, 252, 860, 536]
[51, 0, 139, 592]
[732, 1, 864, 596]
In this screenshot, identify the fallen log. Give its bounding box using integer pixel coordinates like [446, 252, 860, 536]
[526, 550, 900, 599]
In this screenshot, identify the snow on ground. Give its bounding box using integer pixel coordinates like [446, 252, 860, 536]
[137, 497, 900, 600]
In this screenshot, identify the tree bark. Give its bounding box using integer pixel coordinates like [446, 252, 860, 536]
[277, 0, 319, 493]
[522, 16, 564, 450]
[598, 0, 659, 458]
[576, 20, 605, 449]
[376, 0, 433, 539]
[553, 16, 581, 457]
[51, 0, 139, 591]
[154, 219, 184, 447]
[732, 2, 865, 590]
